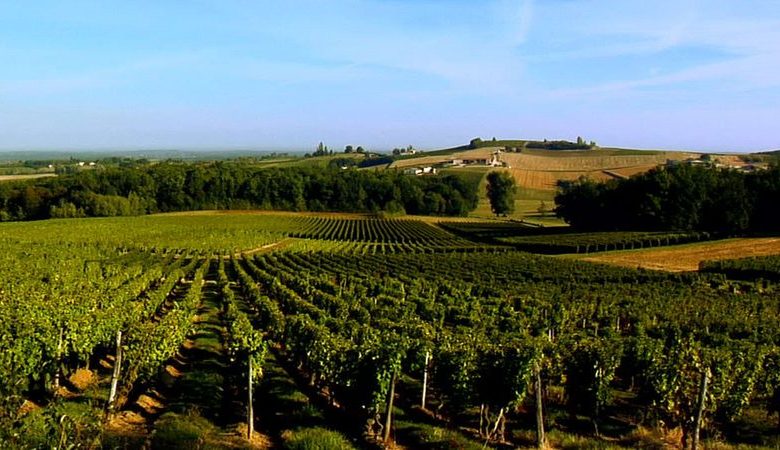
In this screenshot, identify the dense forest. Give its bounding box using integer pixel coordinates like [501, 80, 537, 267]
[0, 163, 479, 221]
[555, 164, 780, 233]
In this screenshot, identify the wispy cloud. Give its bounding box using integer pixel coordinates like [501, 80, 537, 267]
[549, 51, 780, 99]
[229, 0, 530, 92]
[531, 0, 780, 100]
[1, 0, 778, 150]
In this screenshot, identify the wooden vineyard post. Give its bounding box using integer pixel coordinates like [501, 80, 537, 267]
[53, 327, 63, 390]
[692, 368, 709, 450]
[534, 361, 545, 449]
[421, 351, 430, 410]
[384, 371, 398, 443]
[247, 355, 254, 439]
[107, 330, 123, 412]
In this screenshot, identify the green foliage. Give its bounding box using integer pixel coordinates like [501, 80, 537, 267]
[761, 349, 780, 420]
[467, 137, 593, 151]
[220, 258, 267, 381]
[498, 230, 712, 254]
[700, 255, 780, 281]
[49, 200, 86, 218]
[476, 343, 536, 411]
[556, 164, 780, 232]
[563, 336, 623, 420]
[85, 192, 149, 217]
[0, 162, 480, 220]
[486, 171, 516, 216]
[1, 401, 103, 449]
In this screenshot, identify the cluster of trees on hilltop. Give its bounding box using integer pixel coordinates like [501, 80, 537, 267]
[469, 137, 596, 151]
[0, 163, 479, 221]
[555, 164, 780, 233]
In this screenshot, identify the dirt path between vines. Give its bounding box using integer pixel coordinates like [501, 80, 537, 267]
[233, 238, 294, 258]
[108, 262, 270, 449]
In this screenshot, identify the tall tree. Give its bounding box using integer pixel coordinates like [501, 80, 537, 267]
[486, 171, 516, 217]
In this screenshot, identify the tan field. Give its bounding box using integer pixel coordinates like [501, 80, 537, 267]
[0, 173, 57, 182]
[387, 146, 698, 191]
[501, 151, 695, 190]
[508, 168, 614, 190]
[606, 164, 660, 178]
[577, 238, 780, 272]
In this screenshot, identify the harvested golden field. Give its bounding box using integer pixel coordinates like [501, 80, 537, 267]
[579, 238, 780, 272]
[500, 151, 691, 171]
[501, 151, 695, 190]
[508, 168, 614, 190]
[606, 164, 660, 178]
[0, 173, 57, 182]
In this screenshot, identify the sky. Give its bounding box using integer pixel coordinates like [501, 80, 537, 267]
[1, 0, 779, 152]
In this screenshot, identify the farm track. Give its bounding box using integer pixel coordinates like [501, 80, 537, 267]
[109, 262, 261, 448]
[162, 265, 229, 422]
[151, 261, 258, 447]
[107, 278, 196, 445]
[233, 238, 295, 258]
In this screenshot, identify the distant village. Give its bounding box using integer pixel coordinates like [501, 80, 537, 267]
[401, 150, 507, 176]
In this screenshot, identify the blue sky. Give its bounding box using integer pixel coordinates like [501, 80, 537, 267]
[1, 0, 779, 152]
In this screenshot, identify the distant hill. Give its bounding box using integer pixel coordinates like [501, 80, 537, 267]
[387, 138, 696, 192]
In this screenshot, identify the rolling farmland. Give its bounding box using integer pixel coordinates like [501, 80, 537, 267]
[501, 150, 693, 190]
[388, 146, 696, 191]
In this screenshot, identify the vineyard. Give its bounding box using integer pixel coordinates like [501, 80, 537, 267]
[439, 221, 717, 254]
[1, 213, 780, 449]
[701, 254, 780, 281]
[497, 231, 715, 254]
[582, 237, 780, 272]
[0, 212, 501, 255]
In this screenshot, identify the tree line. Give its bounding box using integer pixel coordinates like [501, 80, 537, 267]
[555, 164, 780, 233]
[0, 162, 479, 221]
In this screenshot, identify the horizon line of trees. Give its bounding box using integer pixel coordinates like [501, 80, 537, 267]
[555, 164, 780, 233]
[0, 163, 479, 222]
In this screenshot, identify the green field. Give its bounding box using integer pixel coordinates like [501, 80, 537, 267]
[1, 212, 779, 449]
[473, 173, 563, 224]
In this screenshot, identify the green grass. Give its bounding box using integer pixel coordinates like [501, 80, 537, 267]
[394, 419, 487, 450]
[281, 427, 358, 450]
[438, 166, 490, 192]
[152, 412, 228, 450]
[469, 174, 562, 223]
[255, 351, 362, 448]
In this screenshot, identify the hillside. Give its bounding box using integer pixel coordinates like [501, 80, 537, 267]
[389, 143, 698, 192]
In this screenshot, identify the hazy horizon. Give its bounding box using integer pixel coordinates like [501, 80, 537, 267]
[2, 1, 779, 153]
